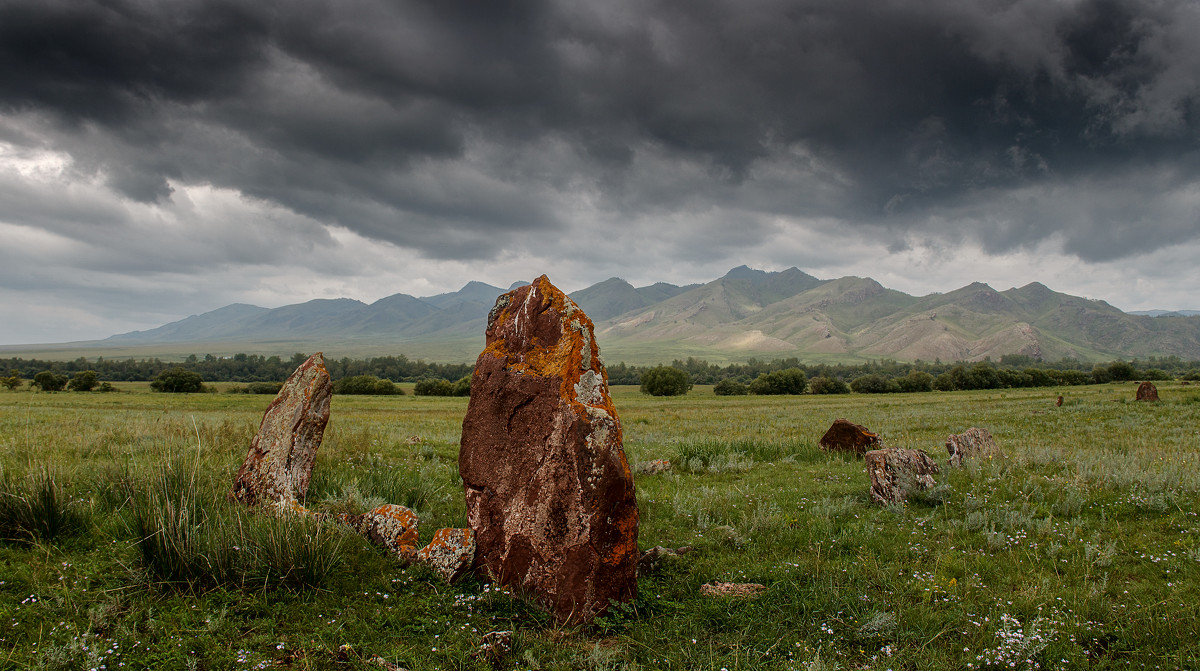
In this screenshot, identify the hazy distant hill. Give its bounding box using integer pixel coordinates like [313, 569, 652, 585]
[33, 267, 1200, 364]
[1129, 309, 1200, 317]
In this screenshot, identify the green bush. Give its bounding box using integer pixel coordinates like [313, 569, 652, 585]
[640, 366, 692, 396]
[1023, 368, 1055, 387]
[1049, 369, 1092, 386]
[895, 370, 934, 393]
[748, 368, 806, 395]
[2, 370, 23, 390]
[808, 375, 850, 394]
[997, 368, 1032, 388]
[150, 367, 206, 393]
[712, 379, 748, 396]
[413, 376, 470, 396]
[850, 373, 898, 394]
[67, 370, 99, 392]
[1108, 360, 1136, 381]
[1141, 368, 1171, 381]
[32, 371, 68, 392]
[334, 375, 402, 395]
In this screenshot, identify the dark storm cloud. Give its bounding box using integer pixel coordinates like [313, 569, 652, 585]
[2, 0, 1199, 262]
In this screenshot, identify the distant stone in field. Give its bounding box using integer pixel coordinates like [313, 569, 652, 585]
[865, 448, 939, 504]
[945, 427, 1002, 467]
[819, 418, 883, 456]
[344, 504, 420, 557]
[637, 545, 693, 576]
[459, 275, 639, 625]
[228, 352, 332, 507]
[414, 528, 475, 583]
[634, 459, 672, 475]
[1136, 381, 1159, 401]
[1056, 395, 1063, 407]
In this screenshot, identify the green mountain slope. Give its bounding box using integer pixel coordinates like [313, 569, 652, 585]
[19, 267, 1200, 364]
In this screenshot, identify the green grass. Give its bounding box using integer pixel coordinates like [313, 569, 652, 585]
[1, 382, 1198, 669]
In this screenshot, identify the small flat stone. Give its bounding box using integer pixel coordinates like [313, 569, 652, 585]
[414, 528, 475, 583]
[344, 504, 420, 557]
[634, 459, 672, 475]
[700, 582, 766, 598]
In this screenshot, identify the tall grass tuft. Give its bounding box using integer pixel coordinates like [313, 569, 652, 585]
[0, 466, 86, 544]
[130, 462, 346, 591]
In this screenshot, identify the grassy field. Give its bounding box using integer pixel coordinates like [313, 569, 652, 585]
[1, 382, 1198, 670]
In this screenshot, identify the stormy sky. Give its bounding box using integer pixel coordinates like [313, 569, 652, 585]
[2, 0, 1199, 345]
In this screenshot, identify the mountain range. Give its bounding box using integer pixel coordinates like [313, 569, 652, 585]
[19, 267, 1200, 364]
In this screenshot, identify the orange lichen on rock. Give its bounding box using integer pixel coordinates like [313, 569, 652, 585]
[460, 275, 639, 625]
[414, 528, 475, 583]
[478, 275, 618, 420]
[344, 504, 420, 557]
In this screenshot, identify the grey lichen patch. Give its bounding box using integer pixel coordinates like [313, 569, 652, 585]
[488, 294, 512, 327]
[574, 369, 605, 407]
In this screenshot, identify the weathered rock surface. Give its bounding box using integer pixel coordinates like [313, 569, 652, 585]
[1136, 381, 1159, 401]
[344, 504, 420, 557]
[945, 427, 1002, 467]
[229, 352, 332, 507]
[819, 418, 883, 455]
[865, 448, 939, 504]
[459, 275, 639, 624]
[414, 528, 475, 583]
[1056, 395, 1064, 407]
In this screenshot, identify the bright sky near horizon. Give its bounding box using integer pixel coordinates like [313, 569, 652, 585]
[2, 0, 1199, 344]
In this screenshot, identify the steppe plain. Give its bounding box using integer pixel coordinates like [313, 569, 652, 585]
[1, 381, 1197, 670]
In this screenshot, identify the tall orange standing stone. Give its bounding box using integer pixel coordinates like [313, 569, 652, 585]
[229, 352, 332, 507]
[459, 275, 639, 624]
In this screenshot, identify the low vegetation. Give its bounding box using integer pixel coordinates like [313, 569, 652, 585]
[413, 376, 471, 397]
[640, 366, 693, 396]
[335, 375, 404, 396]
[1, 380, 1197, 669]
[150, 367, 207, 393]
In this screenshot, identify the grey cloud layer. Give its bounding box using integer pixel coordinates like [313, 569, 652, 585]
[2, 0, 1199, 263]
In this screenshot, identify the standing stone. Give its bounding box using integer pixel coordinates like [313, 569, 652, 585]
[819, 418, 883, 456]
[229, 352, 332, 507]
[1056, 395, 1063, 407]
[865, 448, 939, 504]
[945, 427, 1002, 467]
[1136, 381, 1159, 401]
[459, 275, 639, 624]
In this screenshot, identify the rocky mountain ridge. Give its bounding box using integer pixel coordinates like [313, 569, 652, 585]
[94, 267, 1200, 364]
